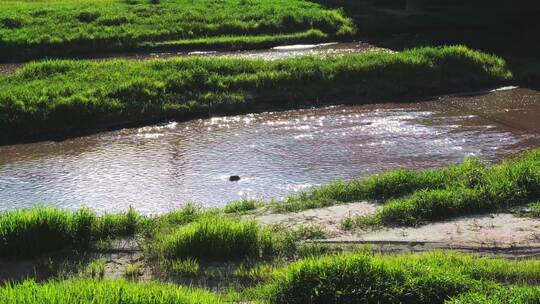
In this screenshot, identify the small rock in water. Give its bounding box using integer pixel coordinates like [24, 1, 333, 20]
[229, 175, 241, 182]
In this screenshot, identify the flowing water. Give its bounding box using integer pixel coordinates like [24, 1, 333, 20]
[0, 87, 539, 214]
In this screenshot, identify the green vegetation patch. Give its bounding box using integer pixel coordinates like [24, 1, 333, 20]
[0, 207, 139, 257]
[0, 0, 354, 62]
[448, 286, 540, 304]
[224, 199, 261, 214]
[358, 149, 540, 227]
[151, 215, 273, 260]
[0, 279, 223, 304]
[265, 251, 540, 304]
[1, 249, 540, 303]
[0, 46, 511, 144]
[525, 201, 540, 218]
[279, 148, 540, 227]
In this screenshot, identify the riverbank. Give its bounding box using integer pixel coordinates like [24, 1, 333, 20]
[2, 149, 540, 302]
[0, 0, 354, 63]
[0, 45, 511, 145]
[2, 148, 538, 255]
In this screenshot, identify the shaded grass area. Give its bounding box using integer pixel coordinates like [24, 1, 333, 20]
[0, 207, 139, 257]
[264, 251, 540, 304]
[0, 46, 511, 144]
[0, 0, 353, 62]
[279, 148, 540, 227]
[0, 279, 223, 303]
[312, 0, 540, 57]
[313, 0, 540, 91]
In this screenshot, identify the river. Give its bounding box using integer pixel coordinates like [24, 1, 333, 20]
[0, 87, 538, 214]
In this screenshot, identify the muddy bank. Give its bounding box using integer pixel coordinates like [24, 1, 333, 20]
[3, 202, 538, 285]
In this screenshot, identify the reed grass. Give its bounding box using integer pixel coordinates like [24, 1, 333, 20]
[358, 149, 540, 226]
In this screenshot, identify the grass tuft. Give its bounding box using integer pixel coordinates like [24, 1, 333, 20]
[0, 207, 140, 257]
[224, 199, 260, 214]
[151, 215, 273, 261]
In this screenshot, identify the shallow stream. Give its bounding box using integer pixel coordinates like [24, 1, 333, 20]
[0, 87, 538, 214]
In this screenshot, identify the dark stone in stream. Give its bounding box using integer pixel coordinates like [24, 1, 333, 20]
[229, 175, 241, 182]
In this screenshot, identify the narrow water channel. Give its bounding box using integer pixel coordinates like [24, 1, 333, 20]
[0, 87, 538, 214]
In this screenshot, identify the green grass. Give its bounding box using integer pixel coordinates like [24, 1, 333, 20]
[525, 201, 540, 218]
[448, 286, 540, 304]
[279, 148, 540, 227]
[275, 157, 500, 212]
[0, 45, 511, 144]
[0, 279, 224, 303]
[1, 251, 539, 303]
[0, 0, 354, 62]
[264, 251, 540, 304]
[358, 149, 540, 227]
[151, 215, 274, 260]
[0, 207, 140, 257]
[224, 199, 261, 214]
[83, 258, 106, 279]
[161, 258, 201, 277]
[146, 29, 329, 51]
[124, 262, 143, 278]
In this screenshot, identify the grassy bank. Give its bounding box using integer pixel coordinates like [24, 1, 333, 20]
[0, 0, 353, 62]
[281, 148, 540, 227]
[347, 149, 540, 227]
[0, 46, 511, 144]
[0, 207, 139, 257]
[277, 148, 540, 213]
[2, 251, 539, 303]
[2, 149, 538, 258]
[265, 251, 540, 304]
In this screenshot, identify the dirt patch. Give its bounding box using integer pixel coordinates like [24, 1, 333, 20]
[254, 202, 540, 257]
[254, 202, 378, 237]
[0, 63, 22, 75]
[350, 213, 540, 248]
